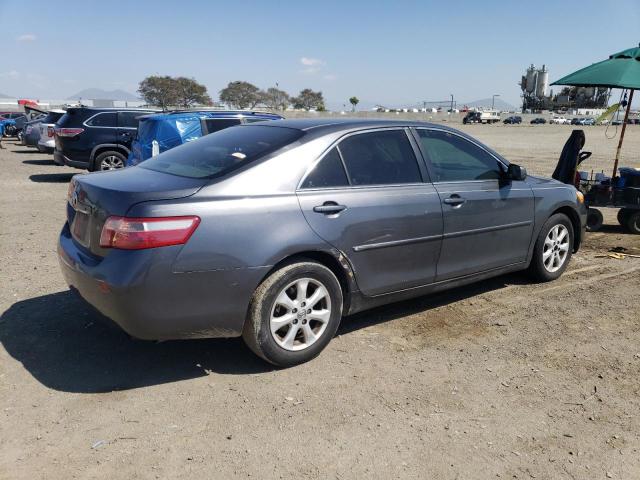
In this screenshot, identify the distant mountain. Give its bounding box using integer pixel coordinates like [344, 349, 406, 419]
[66, 88, 139, 101]
[0, 92, 12, 99]
[463, 97, 517, 111]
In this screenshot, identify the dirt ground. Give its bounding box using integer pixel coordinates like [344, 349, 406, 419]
[1, 123, 639, 480]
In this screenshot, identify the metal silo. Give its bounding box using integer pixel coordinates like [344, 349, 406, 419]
[535, 65, 549, 98]
[525, 64, 537, 94]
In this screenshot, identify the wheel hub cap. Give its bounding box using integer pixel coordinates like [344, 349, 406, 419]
[270, 278, 331, 351]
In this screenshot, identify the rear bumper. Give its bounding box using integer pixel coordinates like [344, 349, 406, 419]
[57, 222, 267, 340]
[54, 149, 89, 169]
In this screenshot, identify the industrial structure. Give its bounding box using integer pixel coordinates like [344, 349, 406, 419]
[520, 64, 609, 112]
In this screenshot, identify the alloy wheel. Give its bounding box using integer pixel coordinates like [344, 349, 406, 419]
[542, 224, 570, 273]
[270, 278, 331, 351]
[100, 155, 124, 170]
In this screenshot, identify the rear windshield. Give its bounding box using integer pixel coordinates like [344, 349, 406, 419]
[139, 125, 304, 179]
[42, 112, 64, 124]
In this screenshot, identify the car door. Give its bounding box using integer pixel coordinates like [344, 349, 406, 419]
[117, 111, 145, 150]
[413, 128, 534, 281]
[297, 128, 443, 296]
[85, 111, 118, 147]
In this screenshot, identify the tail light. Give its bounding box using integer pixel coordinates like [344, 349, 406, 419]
[99, 216, 200, 250]
[55, 127, 84, 137]
[47, 126, 54, 137]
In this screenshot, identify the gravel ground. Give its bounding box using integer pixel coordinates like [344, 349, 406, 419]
[1, 123, 639, 480]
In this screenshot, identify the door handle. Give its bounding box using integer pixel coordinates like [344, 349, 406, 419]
[313, 202, 347, 214]
[443, 195, 466, 206]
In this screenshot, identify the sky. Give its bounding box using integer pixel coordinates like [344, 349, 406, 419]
[1, 0, 639, 110]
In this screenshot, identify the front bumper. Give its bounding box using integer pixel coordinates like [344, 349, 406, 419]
[57, 222, 268, 340]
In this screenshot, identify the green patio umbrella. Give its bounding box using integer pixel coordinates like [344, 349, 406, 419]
[552, 44, 640, 178]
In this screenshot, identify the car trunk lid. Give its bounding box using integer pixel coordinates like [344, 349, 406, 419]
[67, 168, 207, 256]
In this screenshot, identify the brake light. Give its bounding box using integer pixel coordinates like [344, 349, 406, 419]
[47, 126, 54, 137]
[99, 216, 200, 250]
[55, 127, 84, 137]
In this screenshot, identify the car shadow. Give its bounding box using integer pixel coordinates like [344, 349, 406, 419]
[12, 149, 39, 154]
[29, 173, 75, 183]
[1, 273, 527, 393]
[0, 291, 273, 393]
[23, 159, 57, 166]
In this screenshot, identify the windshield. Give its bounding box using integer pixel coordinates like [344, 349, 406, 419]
[139, 125, 304, 179]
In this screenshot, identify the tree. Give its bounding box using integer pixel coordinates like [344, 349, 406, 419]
[174, 77, 212, 108]
[219, 81, 262, 109]
[138, 75, 179, 110]
[262, 87, 290, 111]
[349, 96, 359, 112]
[292, 89, 325, 111]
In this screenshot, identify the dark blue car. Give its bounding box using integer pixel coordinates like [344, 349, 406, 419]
[126, 110, 284, 166]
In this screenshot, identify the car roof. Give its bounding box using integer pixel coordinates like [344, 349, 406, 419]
[139, 110, 284, 122]
[255, 117, 447, 135]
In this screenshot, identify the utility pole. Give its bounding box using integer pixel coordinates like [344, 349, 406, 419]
[492, 94, 500, 110]
[450, 94, 454, 113]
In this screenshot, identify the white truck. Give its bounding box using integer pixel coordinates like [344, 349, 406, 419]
[550, 116, 570, 125]
[463, 110, 500, 124]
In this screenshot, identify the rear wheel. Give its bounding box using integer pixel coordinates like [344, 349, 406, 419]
[93, 150, 126, 171]
[617, 208, 631, 227]
[625, 211, 640, 234]
[586, 208, 603, 232]
[243, 261, 343, 367]
[528, 213, 574, 282]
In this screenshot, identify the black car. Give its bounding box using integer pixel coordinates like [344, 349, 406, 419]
[530, 117, 547, 124]
[54, 107, 159, 171]
[503, 116, 522, 124]
[570, 118, 582, 125]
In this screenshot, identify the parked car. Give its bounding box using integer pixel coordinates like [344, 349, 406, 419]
[0, 117, 16, 136]
[22, 118, 46, 147]
[127, 110, 283, 166]
[58, 119, 587, 366]
[54, 107, 159, 170]
[579, 117, 596, 126]
[36, 110, 66, 153]
[530, 117, 547, 124]
[570, 118, 582, 125]
[550, 116, 569, 125]
[503, 116, 522, 124]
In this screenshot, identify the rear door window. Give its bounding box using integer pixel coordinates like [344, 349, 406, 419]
[201, 118, 242, 135]
[301, 148, 349, 189]
[86, 112, 117, 127]
[140, 125, 304, 179]
[117, 111, 144, 129]
[337, 129, 422, 186]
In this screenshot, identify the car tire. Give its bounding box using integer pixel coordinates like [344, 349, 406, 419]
[586, 208, 604, 232]
[93, 150, 126, 171]
[528, 213, 574, 282]
[243, 261, 343, 367]
[625, 211, 640, 234]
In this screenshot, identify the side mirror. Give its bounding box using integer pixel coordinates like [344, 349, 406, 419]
[506, 163, 527, 181]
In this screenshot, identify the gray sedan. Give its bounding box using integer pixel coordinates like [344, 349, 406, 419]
[58, 119, 587, 366]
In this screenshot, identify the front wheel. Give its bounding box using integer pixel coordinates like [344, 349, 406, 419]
[243, 261, 343, 367]
[528, 213, 574, 282]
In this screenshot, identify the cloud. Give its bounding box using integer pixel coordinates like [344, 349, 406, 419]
[0, 70, 20, 79]
[300, 57, 324, 67]
[17, 34, 37, 42]
[299, 57, 328, 75]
